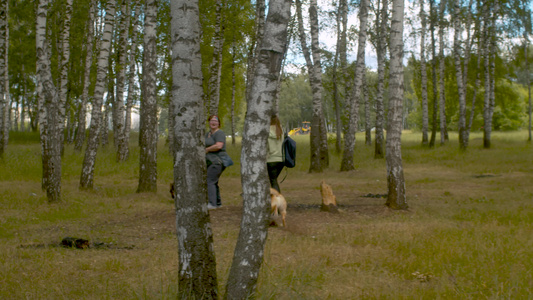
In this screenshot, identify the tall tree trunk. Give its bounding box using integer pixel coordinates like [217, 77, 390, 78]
[245, 0, 265, 105]
[386, 0, 407, 210]
[207, 0, 224, 116]
[116, 0, 130, 162]
[230, 44, 236, 145]
[467, 30, 483, 139]
[137, 0, 158, 193]
[310, 0, 329, 170]
[374, 0, 387, 159]
[364, 73, 371, 146]
[482, 1, 492, 149]
[0, 0, 7, 156]
[58, 0, 73, 154]
[486, 0, 498, 148]
[74, 0, 96, 152]
[124, 3, 139, 160]
[296, 0, 328, 173]
[170, 0, 218, 298]
[225, 0, 291, 298]
[419, 0, 429, 146]
[80, 0, 115, 189]
[429, 0, 438, 148]
[454, 0, 467, 150]
[37, 0, 61, 202]
[332, 0, 347, 153]
[340, 0, 368, 171]
[527, 36, 531, 142]
[438, 0, 448, 144]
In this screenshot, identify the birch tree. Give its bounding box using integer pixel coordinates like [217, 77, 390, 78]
[526, 36, 531, 141]
[438, 0, 448, 144]
[296, 0, 328, 172]
[370, 0, 387, 159]
[37, 0, 61, 202]
[123, 3, 139, 160]
[429, 0, 438, 148]
[332, 0, 348, 153]
[453, 0, 467, 150]
[0, 0, 7, 156]
[170, 0, 218, 297]
[57, 0, 73, 152]
[419, 0, 429, 146]
[225, 0, 292, 297]
[115, 0, 130, 162]
[386, 0, 407, 209]
[207, 0, 224, 116]
[340, 0, 368, 171]
[245, 0, 266, 104]
[74, 0, 96, 152]
[483, 0, 499, 149]
[80, 0, 116, 189]
[137, 0, 158, 193]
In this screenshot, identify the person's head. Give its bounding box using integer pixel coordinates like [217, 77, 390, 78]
[208, 115, 221, 130]
[270, 115, 282, 139]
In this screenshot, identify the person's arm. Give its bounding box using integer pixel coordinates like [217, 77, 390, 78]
[206, 142, 224, 153]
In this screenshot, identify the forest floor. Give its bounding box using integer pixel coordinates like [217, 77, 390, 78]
[2, 131, 533, 299]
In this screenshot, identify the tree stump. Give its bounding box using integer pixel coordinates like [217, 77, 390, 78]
[320, 180, 338, 213]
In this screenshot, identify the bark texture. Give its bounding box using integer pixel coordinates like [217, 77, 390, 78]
[296, 0, 328, 173]
[340, 0, 368, 171]
[386, 0, 408, 210]
[124, 3, 139, 160]
[419, 0, 429, 146]
[115, 0, 129, 162]
[225, 0, 291, 298]
[80, 0, 115, 189]
[438, 0, 448, 144]
[74, 0, 96, 152]
[207, 0, 224, 116]
[37, 0, 61, 202]
[137, 0, 158, 193]
[374, 0, 387, 159]
[0, 0, 7, 156]
[170, 0, 218, 298]
[57, 0, 73, 152]
[453, 0, 467, 150]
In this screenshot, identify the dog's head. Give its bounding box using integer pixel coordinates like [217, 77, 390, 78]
[170, 183, 175, 199]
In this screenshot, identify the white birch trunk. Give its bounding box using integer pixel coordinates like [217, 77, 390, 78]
[0, 0, 7, 155]
[116, 0, 130, 162]
[207, 0, 224, 116]
[74, 0, 96, 152]
[37, 0, 61, 202]
[341, 0, 368, 171]
[80, 0, 115, 189]
[124, 3, 139, 160]
[374, 0, 387, 159]
[296, 0, 327, 172]
[137, 0, 158, 193]
[386, 0, 407, 210]
[58, 0, 73, 152]
[429, 0, 438, 148]
[453, 0, 467, 150]
[419, 0, 429, 146]
[170, 0, 218, 297]
[225, 0, 291, 297]
[438, 0, 448, 144]
[245, 0, 265, 104]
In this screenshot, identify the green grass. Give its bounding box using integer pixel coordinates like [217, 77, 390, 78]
[1, 130, 532, 299]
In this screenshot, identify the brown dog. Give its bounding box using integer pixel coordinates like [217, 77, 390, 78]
[270, 188, 287, 227]
[170, 183, 175, 199]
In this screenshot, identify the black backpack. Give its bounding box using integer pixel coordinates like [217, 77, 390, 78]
[282, 134, 296, 168]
